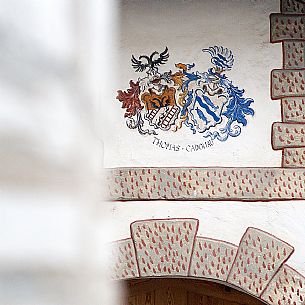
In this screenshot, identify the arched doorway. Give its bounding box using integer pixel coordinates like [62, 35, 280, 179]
[112, 219, 305, 305]
[123, 278, 266, 305]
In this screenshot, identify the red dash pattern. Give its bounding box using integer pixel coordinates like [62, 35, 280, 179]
[131, 219, 198, 277]
[271, 70, 305, 99]
[272, 122, 305, 149]
[270, 14, 305, 42]
[190, 237, 237, 281]
[111, 239, 139, 280]
[261, 264, 305, 305]
[227, 228, 294, 297]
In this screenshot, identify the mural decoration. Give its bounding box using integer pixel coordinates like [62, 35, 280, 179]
[117, 46, 255, 142]
[108, 0, 305, 200]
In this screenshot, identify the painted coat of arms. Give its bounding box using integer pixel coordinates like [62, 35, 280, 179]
[116, 46, 254, 142]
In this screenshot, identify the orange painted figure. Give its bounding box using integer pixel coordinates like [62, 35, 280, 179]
[141, 86, 177, 111]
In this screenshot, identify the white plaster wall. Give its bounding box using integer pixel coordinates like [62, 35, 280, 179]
[103, 0, 282, 168]
[105, 0, 305, 281]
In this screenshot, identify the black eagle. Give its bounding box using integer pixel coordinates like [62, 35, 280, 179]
[131, 47, 169, 74]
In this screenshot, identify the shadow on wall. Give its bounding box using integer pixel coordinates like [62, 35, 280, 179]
[0, 0, 118, 304]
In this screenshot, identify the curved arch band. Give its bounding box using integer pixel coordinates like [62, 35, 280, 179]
[111, 218, 305, 305]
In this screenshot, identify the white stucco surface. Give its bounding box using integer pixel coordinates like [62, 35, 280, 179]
[105, 0, 305, 281]
[108, 200, 305, 276]
[103, 0, 282, 168]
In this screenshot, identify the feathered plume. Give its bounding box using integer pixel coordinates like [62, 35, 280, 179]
[202, 46, 234, 71]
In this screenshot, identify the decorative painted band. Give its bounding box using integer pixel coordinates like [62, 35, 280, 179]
[270, 14, 305, 43]
[106, 167, 305, 201]
[111, 219, 305, 305]
[283, 147, 305, 166]
[271, 69, 305, 99]
[281, 0, 305, 14]
[272, 122, 305, 149]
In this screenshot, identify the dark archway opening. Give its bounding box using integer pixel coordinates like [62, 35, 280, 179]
[122, 278, 266, 305]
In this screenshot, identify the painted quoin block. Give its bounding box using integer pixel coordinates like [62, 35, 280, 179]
[271, 70, 305, 99]
[271, 1, 305, 169]
[282, 98, 305, 123]
[272, 122, 305, 149]
[270, 14, 305, 42]
[283, 147, 305, 167]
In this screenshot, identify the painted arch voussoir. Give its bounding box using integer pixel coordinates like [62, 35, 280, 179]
[227, 227, 294, 297]
[283, 41, 305, 69]
[189, 237, 238, 282]
[130, 218, 199, 277]
[111, 238, 139, 280]
[261, 264, 305, 305]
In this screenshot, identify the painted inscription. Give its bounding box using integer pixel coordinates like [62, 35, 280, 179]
[152, 136, 214, 152]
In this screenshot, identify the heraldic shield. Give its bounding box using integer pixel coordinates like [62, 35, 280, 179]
[116, 46, 254, 142]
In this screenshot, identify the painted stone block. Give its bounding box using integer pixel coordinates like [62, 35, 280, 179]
[227, 228, 294, 297]
[283, 147, 305, 167]
[281, 0, 305, 14]
[283, 41, 305, 69]
[189, 237, 237, 281]
[130, 219, 198, 277]
[272, 122, 305, 149]
[261, 264, 305, 305]
[282, 98, 305, 123]
[271, 70, 305, 99]
[270, 14, 305, 42]
[111, 238, 139, 280]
